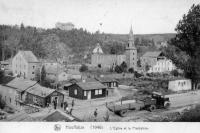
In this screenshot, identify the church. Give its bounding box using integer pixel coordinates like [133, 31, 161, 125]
[91, 26, 137, 71]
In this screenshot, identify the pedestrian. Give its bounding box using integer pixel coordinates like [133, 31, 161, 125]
[66, 107, 69, 114]
[71, 99, 74, 107]
[69, 108, 73, 115]
[94, 108, 98, 121]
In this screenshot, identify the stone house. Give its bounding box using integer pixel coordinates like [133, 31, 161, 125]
[12, 51, 40, 80]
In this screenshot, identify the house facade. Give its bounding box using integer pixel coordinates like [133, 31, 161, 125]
[168, 78, 192, 92]
[68, 82, 107, 100]
[140, 51, 176, 73]
[12, 51, 40, 80]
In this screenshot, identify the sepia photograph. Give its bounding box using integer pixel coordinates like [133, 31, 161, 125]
[0, 0, 200, 126]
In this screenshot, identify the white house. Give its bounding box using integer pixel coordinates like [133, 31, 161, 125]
[141, 51, 176, 73]
[168, 78, 192, 92]
[12, 51, 40, 80]
[148, 58, 176, 73]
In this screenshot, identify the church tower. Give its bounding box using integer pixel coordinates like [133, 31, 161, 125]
[125, 25, 137, 71]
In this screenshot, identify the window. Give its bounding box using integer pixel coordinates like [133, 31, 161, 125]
[84, 91, 86, 96]
[10, 98, 11, 103]
[33, 96, 38, 104]
[33, 66, 35, 69]
[74, 89, 77, 95]
[99, 89, 102, 95]
[32, 72, 34, 74]
[95, 90, 98, 95]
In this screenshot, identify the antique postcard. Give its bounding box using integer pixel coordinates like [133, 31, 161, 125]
[0, 0, 200, 132]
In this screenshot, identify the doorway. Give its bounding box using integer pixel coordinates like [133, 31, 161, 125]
[87, 91, 91, 100]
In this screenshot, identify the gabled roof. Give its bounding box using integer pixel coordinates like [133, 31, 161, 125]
[92, 43, 104, 54]
[26, 84, 56, 97]
[76, 81, 106, 90]
[43, 110, 80, 122]
[95, 77, 118, 83]
[142, 51, 163, 58]
[19, 51, 39, 63]
[6, 78, 37, 92]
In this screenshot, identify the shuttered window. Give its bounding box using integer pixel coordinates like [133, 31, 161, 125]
[99, 89, 102, 95]
[84, 91, 87, 96]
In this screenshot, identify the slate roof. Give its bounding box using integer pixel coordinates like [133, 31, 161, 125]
[95, 77, 118, 83]
[6, 78, 37, 92]
[19, 51, 39, 62]
[43, 110, 80, 122]
[76, 81, 106, 90]
[142, 51, 162, 58]
[26, 84, 55, 98]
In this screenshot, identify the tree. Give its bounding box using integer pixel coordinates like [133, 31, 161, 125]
[114, 65, 123, 73]
[145, 63, 150, 72]
[137, 59, 141, 67]
[0, 70, 5, 83]
[79, 64, 88, 72]
[128, 68, 134, 73]
[40, 66, 46, 85]
[120, 61, 127, 72]
[166, 4, 200, 89]
[171, 69, 179, 77]
[0, 94, 6, 109]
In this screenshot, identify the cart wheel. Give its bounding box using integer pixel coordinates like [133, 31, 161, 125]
[149, 105, 156, 112]
[119, 109, 128, 117]
[164, 102, 171, 109]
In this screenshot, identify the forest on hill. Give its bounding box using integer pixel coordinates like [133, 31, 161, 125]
[0, 24, 175, 64]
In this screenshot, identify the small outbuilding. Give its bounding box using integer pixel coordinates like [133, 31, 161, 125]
[95, 77, 118, 88]
[26, 85, 64, 107]
[168, 78, 192, 92]
[68, 81, 107, 100]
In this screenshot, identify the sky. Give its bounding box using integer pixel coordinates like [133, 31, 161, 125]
[0, 0, 199, 34]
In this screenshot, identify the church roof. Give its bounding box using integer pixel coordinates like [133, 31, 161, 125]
[19, 51, 39, 63]
[92, 43, 104, 54]
[142, 51, 163, 58]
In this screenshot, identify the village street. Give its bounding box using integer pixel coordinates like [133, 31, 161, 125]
[71, 90, 200, 121]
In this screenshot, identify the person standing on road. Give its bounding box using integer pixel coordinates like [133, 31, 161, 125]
[94, 108, 98, 121]
[71, 99, 75, 107]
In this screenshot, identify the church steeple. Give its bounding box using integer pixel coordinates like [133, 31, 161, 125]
[127, 25, 135, 49]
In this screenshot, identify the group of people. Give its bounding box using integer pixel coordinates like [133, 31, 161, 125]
[63, 99, 74, 115]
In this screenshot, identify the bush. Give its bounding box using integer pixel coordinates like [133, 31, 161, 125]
[128, 68, 134, 73]
[79, 64, 88, 72]
[114, 65, 123, 73]
[134, 71, 143, 78]
[0, 95, 6, 109]
[170, 69, 179, 77]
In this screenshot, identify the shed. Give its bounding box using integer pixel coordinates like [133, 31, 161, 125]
[26, 85, 64, 107]
[168, 78, 192, 92]
[68, 81, 107, 100]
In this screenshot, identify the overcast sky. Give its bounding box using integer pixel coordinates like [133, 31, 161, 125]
[0, 0, 199, 34]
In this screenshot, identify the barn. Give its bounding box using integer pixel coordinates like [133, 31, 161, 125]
[68, 81, 107, 100]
